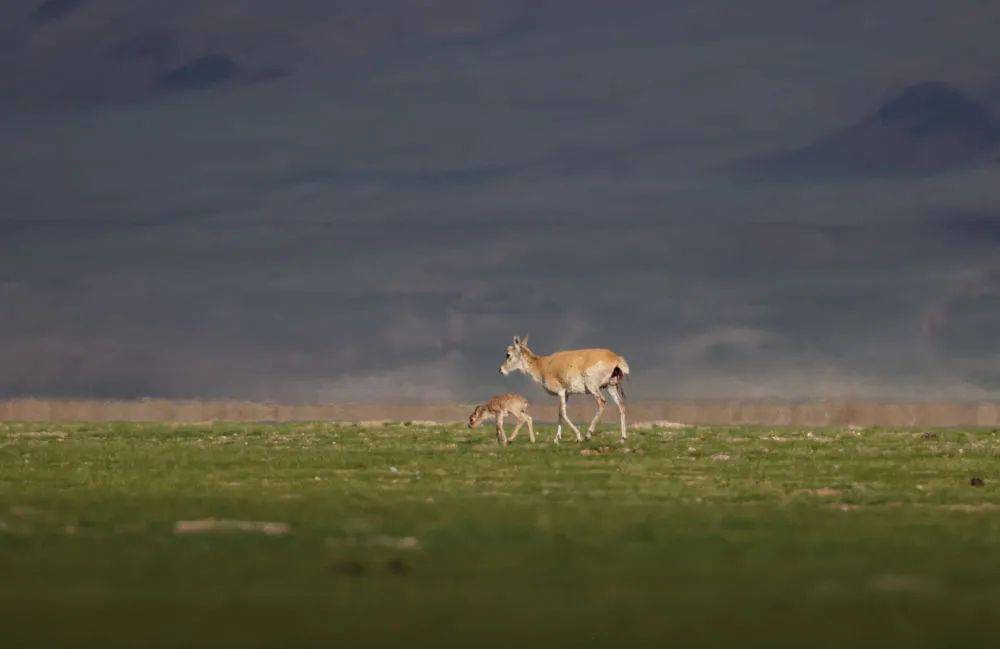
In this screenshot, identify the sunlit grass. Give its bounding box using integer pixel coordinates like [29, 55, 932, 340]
[2, 422, 1000, 648]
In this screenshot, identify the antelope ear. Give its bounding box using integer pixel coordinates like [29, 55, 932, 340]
[520, 335, 529, 347]
[512, 336, 520, 345]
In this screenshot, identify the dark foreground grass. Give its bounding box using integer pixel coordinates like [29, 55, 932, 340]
[2, 421, 1000, 648]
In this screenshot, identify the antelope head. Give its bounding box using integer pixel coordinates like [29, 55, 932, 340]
[499, 335, 530, 376]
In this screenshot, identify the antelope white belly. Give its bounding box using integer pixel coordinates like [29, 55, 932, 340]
[564, 373, 587, 393]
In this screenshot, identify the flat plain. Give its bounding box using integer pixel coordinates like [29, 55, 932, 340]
[2, 421, 1000, 648]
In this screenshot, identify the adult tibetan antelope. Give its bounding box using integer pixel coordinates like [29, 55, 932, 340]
[499, 336, 630, 443]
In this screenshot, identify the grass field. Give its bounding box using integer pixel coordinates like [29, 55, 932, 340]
[3, 421, 1000, 648]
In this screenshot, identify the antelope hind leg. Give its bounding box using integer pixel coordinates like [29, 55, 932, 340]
[585, 388, 606, 440]
[607, 384, 627, 442]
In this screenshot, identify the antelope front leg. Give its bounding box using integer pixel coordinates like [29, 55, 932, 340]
[559, 392, 582, 442]
[607, 384, 627, 442]
[524, 414, 535, 443]
[495, 413, 509, 446]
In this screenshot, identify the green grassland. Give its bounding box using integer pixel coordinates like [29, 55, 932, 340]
[3, 421, 1000, 648]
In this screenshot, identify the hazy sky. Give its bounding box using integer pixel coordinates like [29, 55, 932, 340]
[3, 0, 1000, 402]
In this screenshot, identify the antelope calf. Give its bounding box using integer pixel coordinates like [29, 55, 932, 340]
[499, 335, 630, 443]
[467, 393, 534, 446]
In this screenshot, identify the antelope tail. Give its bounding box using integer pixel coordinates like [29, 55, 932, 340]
[610, 365, 628, 402]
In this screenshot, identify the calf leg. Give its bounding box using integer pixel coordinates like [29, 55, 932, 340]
[607, 384, 627, 442]
[496, 413, 509, 446]
[585, 388, 606, 440]
[509, 416, 523, 442]
[524, 414, 535, 443]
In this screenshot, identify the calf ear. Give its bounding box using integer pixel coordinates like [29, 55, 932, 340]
[520, 335, 529, 347]
[513, 336, 520, 345]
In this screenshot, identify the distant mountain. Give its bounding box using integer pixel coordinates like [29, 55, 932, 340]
[31, 0, 88, 26]
[157, 55, 238, 93]
[7, 1, 531, 110]
[740, 82, 1000, 179]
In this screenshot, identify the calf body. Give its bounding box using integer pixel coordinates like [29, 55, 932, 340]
[468, 393, 534, 446]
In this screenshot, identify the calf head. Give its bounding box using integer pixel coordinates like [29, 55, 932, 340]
[468, 405, 489, 428]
